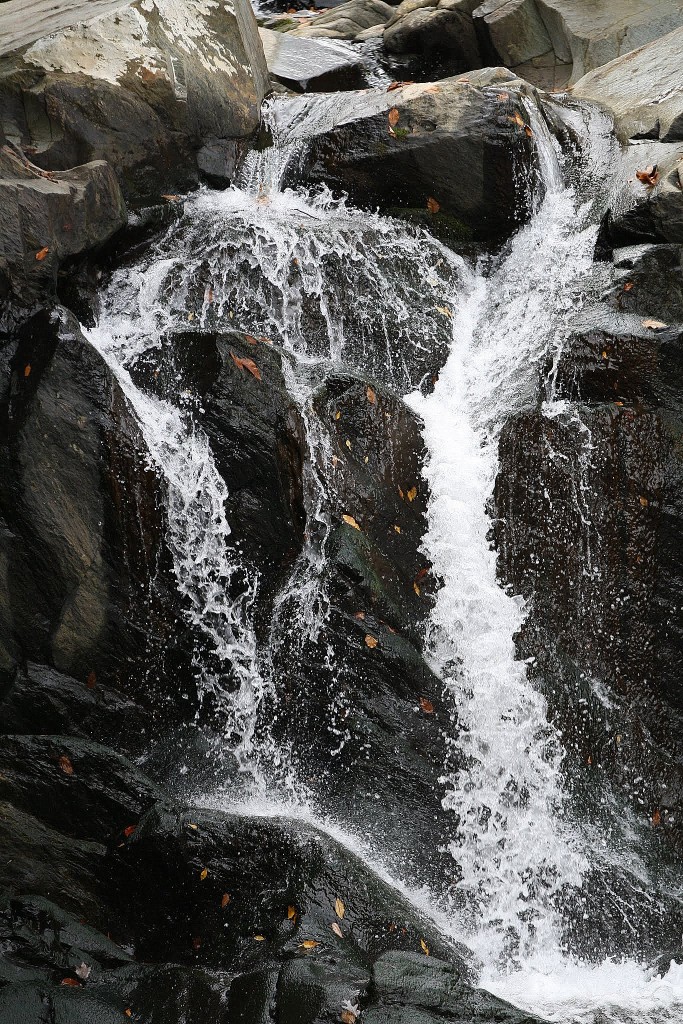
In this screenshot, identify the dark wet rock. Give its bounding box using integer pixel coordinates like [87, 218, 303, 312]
[596, 145, 683, 253]
[259, 27, 367, 91]
[299, 70, 549, 243]
[0, 146, 126, 303]
[603, 244, 683, 325]
[0, 306, 190, 709]
[383, 0, 482, 74]
[0, 0, 269, 206]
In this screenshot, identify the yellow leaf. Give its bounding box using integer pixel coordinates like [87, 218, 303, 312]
[413, 582, 421, 596]
[200, 868, 208, 880]
[335, 898, 345, 919]
[335, 411, 341, 420]
[345, 439, 352, 449]
[435, 306, 451, 317]
[288, 905, 297, 920]
[367, 386, 376, 404]
[221, 893, 231, 908]
[331, 922, 343, 938]
[254, 935, 266, 941]
[365, 635, 378, 649]
[639, 496, 649, 507]
[394, 525, 401, 534]
[300, 940, 319, 949]
[407, 486, 417, 502]
[187, 823, 198, 830]
[420, 938, 430, 955]
[342, 514, 361, 530]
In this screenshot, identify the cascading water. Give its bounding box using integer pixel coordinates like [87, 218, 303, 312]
[85, 88, 683, 1024]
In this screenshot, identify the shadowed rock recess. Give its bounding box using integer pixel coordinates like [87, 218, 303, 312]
[1, 0, 683, 1022]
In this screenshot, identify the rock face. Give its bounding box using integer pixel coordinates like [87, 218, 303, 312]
[0, 146, 127, 300]
[259, 26, 366, 90]
[383, 0, 482, 71]
[0, 0, 270, 204]
[473, 0, 683, 88]
[297, 70, 549, 242]
[289, 0, 395, 40]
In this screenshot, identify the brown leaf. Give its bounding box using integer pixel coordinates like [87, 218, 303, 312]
[335, 897, 345, 919]
[496, 92, 510, 101]
[419, 697, 434, 714]
[353, 611, 365, 620]
[341, 1011, 357, 1024]
[426, 196, 440, 214]
[509, 112, 525, 129]
[58, 755, 74, 776]
[624, 281, 634, 292]
[407, 486, 417, 502]
[23, 364, 31, 378]
[387, 80, 414, 92]
[300, 939, 319, 949]
[342, 514, 361, 530]
[331, 922, 343, 938]
[524, 125, 533, 138]
[35, 246, 49, 261]
[162, 193, 181, 201]
[652, 808, 662, 826]
[259, 335, 273, 345]
[642, 318, 668, 330]
[420, 938, 430, 955]
[221, 893, 231, 908]
[123, 825, 136, 838]
[288, 905, 297, 920]
[365, 635, 378, 649]
[229, 351, 262, 380]
[125, 1011, 133, 1019]
[388, 107, 400, 127]
[366, 385, 376, 404]
[635, 165, 660, 187]
[245, 333, 258, 345]
[86, 670, 96, 689]
[415, 568, 429, 583]
[61, 977, 81, 987]
[639, 496, 649, 507]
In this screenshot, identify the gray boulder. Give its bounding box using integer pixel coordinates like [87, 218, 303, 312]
[383, 1, 481, 68]
[290, 0, 394, 40]
[259, 26, 365, 90]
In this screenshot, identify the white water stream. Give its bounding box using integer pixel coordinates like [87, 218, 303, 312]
[86, 90, 683, 1023]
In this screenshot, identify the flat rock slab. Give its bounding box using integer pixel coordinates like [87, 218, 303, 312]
[0, 0, 129, 56]
[259, 26, 364, 89]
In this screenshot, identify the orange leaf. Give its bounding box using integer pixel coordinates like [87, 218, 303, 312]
[388, 107, 400, 127]
[245, 333, 258, 345]
[288, 905, 297, 920]
[419, 697, 434, 714]
[300, 939, 319, 949]
[652, 808, 662, 826]
[426, 196, 440, 214]
[365, 635, 378, 649]
[367, 385, 376, 404]
[496, 92, 510, 101]
[407, 486, 417, 502]
[341, 1011, 357, 1024]
[200, 867, 208, 880]
[624, 282, 634, 292]
[354, 611, 365, 620]
[230, 351, 262, 380]
[221, 893, 231, 908]
[35, 246, 49, 261]
[342, 514, 361, 530]
[60, 978, 81, 987]
[58, 755, 74, 776]
[123, 825, 136, 838]
[635, 165, 660, 187]
[387, 80, 414, 92]
[23, 364, 31, 378]
[524, 125, 533, 138]
[125, 1012, 133, 1019]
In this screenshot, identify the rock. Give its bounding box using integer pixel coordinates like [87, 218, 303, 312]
[383, 5, 481, 70]
[473, 0, 553, 67]
[0, 146, 127, 301]
[296, 70, 550, 242]
[0, 0, 270, 203]
[0, 0, 130, 57]
[291, 0, 395, 40]
[572, 25, 683, 141]
[0, 306, 190, 707]
[595, 143, 683, 252]
[259, 26, 366, 90]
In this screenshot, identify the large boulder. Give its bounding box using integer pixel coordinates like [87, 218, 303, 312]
[290, 0, 395, 40]
[295, 70, 554, 242]
[0, 0, 270, 203]
[259, 27, 366, 90]
[383, 0, 482, 71]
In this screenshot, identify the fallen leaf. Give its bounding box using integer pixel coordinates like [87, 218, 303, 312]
[245, 333, 258, 345]
[86, 670, 96, 689]
[496, 91, 510, 101]
[229, 351, 262, 380]
[365, 635, 378, 649]
[426, 196, 440, 214]
[435, 306, 451, 317]
[602, 350, 608, 360]
[414, 568, 429, 582]
[367, 385, 376, 404]
[345, 439, 352, 449]
[419, 697, 434, 714]
[624, 281, 634, 292]
[335, 410, 341, 420]
[161, 193, 181, 201]
[652, 808, 662, 826]
[342, 514, 361, 530]
[260, 335, 273, 345]
[123, 825, 136, 838]
[413, 582, 421, 596]
[387, 80, 414, 92]
[58, 755, 74, 776]
[335, 897, 345, 919]
[75, 963, 91, 980]
[388, 107, 400, 127]
[331, 922, 343, 938]
[341, 1012, 357, 1024]
[394, 525, 401, 534]
[222, 893, 231, 908]
[407, 486, 417, 502]
[254, 934, 266, 941]
[398, 486, 404, 499]
[35, 246, 49, 261]
[61, 977, 81, 986]
[509, 112, 525, 129]
[288, 905, 297, 920]
[200, 867, 208, 880]
[300, 939, 319, 949]
[23, 364, 31, 378]
[524, 124, 533, 138]
[642, 318, 668, 330]
[636, 165, 660, 187]
[420, 938, 430, 956]
[188, 823, 198, 830]
[187, 311, 195, 321]
[125, 1011, 133, 1019]
[639, 496, 649, 507]
[354, 611, 365, 620]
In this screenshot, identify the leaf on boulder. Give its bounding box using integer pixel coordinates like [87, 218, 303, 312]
[200, 867, 208, 880]
[642, 318, 668, 330]
[413, 582, 421, 596]
[639, 496, 649, 507]
[635, 165, 660, 187]
[222, 893, 231, 908]
[419, 697, 434, 714]
[496, 92, 510, 101]
[300, 939, 319, 949]
[427, 196, 440, 214]
[123, 825, 136, 838]
[254, 934, 266, 941]
[288, 905, 297, 920]
[435, 306, 451, 317]
[624, 282, 634, 292]
[230, 351, 262, 380]
[388, 107, 400, 127]
[394, 525, 401, 534]
[652, 808, 662, 826]
[331, 922, 343, 937]
[387, 80, 414, 92]
[35, 247, 49, 261]
[161, 194, 181, 201]
[341, 1011, 357, 1024]
[23, 364, 31, 378]
[407, 486, 417, 502]
[60, 978, 81, 987]
[367, 385, 376, 404]
[420, 938, 430, 955]
[86, 670, 96, 689]
[335, 897, 345, 919]
[342, 514, 361, 530]
[75, 963, 91, 980]
[365, 635, 378, 649]
[58, 755, 74, 776]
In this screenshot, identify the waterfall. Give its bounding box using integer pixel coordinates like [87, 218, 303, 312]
[85, 90, 683, 1024]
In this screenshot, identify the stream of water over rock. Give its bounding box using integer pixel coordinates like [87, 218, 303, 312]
[86, 91, 683, 1023]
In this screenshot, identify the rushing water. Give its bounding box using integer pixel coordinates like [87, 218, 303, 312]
[86, 87, 683, 1023]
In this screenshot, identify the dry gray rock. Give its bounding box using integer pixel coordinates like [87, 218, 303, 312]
[259, 26, 364, 89]
[290, 0, 394, 40]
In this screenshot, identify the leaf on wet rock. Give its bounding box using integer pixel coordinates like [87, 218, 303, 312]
[331, 922, 343, 937]
[367, 385, 376, 404]
[35, 246, 49, 261]
[23, 364, 31, 378]
[407, 486, 417, 502]
[341, 1009, 358, 1024]
[230, 351, 262, 380]
[300, 939, 319, 949]
[641, 318, 668, 330]
[394, 525, 401, 534]
[388, 107, 400, 127]
[420, 938, 430, 955]
[419, 697, 434, 714]
[200, 867, 208, 880]
[639, 496, 649, 507]
[123, 825, 136, 838]
[413, 582, 421, 596]
[496, 92, 510, 101]
[387, 80, 414, 92]
[222, 893, 231, 908]
[161, 194, 181, 201]
[365, 635, 378, 649]
[335, 410, 341, 420]
[354, 611, 365, 620]
[86, 670, 97, 689]
[204, 286, 214, 303]
[635, 165, 660, 187]
[188, 822, 198, 830]
[345, 439, 352, 449]
[509, 112, 525, 129]
[435, 306, 451, 317]
[342, 514, 361, 530]
[427, 196, 440, 214]
[524, 125, 533, 138]
[335, 897, 345, 919]
[58, 755, 74, 776]
[61, 977, 81, 986]
[624, 282, 634, 292]
[288, 905, 297, 920]
[652, 808, 662, 826]
[245, 333, 258, 345]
